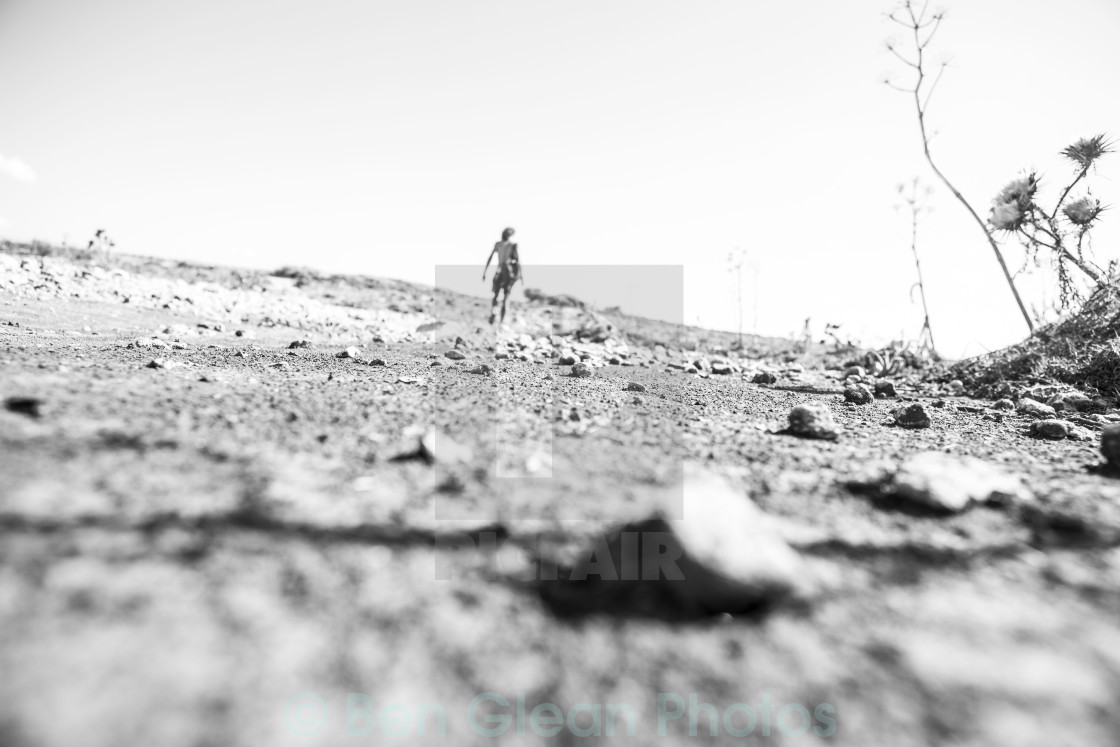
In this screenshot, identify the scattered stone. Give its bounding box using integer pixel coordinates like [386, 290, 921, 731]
[1017, 398, 1056, 419]
[887, 452, 1027, 512]
[843, 365, 866, 379]
[444, 349, 466, 360]
[844, 384, 873, 405]
[551, 307, 617, 342]
[558, 354, 578, 366]
[454, 335, 468, 349]
[145, 358, 182, 370]
[4, 396, 43, 418]
[390, 428, 473, 465]
[1101, 425, 1120, 470]
[710, 360, 733, 375]
[948, 379, 965, 396]
[993, 399, 1015, 411]
[1088, 397, 1114, 414]
[568, 408, 581, 422]
[570, 363, 592, 378]
[495, 352, 509, 360]
[288, 340, 312, 349]
[752, 372, 777, 385]
[624, 381, 646, 392]
[466, 364, 492, 375]
[368, 358, 386, 366]
[892, 403, 931, 429]
[337, 347, 362, 359]
[1048, 391, 1091, 413]
[787, 403, 842, 440]
[873, 380, 897, 398]
[1030, 419, 1070, 440]
[608, 356, 622, 365]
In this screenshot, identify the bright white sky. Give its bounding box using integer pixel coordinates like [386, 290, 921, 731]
[1, 0, 1117, 357]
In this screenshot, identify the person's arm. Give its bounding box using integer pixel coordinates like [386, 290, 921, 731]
[482, 246, 497, 280]
[511, 245, 524, 284]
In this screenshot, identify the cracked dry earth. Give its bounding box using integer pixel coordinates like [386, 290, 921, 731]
[2, 251, 1120, 747]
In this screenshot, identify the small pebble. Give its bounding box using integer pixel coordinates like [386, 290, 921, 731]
[844, 384, 873, 405]
[1030, 419, 1069, 440]
[874, 381, 897, 398]
[893, 403, 931, 429]
[787, 403, 842, 440]
[1101, 424, 1120, 470]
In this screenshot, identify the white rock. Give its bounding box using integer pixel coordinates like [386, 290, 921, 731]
[669, 466, 808, 610]
[1016, 398, 1056, 419]
[891, 452, 1027, 512]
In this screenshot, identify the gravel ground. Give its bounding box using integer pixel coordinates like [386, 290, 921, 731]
[2, 248, 1119, 746]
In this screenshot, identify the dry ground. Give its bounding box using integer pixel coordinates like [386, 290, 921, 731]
[2, 247, 1119, 746]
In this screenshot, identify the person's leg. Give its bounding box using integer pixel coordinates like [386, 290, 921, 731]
[499, 284, 510, 323]
[489, 273, 502, 324]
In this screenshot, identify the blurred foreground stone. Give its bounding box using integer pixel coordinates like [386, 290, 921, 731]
[537, 466, 807, 620]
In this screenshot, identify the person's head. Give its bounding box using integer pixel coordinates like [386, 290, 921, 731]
[501, 227, 515, 241]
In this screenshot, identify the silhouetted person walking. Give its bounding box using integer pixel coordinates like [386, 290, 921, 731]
[482, 227, 522, 325]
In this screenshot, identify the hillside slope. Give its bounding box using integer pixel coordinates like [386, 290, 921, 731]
[1, 243, 1119, 746]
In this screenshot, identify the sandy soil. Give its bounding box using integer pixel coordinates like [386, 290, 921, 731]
[2, 247, 1119, 746]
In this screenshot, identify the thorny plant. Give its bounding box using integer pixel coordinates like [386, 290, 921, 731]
[988, 134, 1113, 311]
[896, 177, 937, 355]
[885, 0, 1034, 334]
[727, 247, 745, 350]
[86, 229, 115, 259]
[823, 323, 860, 351]
[863, 341, 931, 376]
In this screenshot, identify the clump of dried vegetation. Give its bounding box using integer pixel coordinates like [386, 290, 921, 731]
[953, 133, 1115, 397]
[953, 282, 1120, 399]
[885, 1, 1116, 396]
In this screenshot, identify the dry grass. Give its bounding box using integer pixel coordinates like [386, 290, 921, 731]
[953, 282, 1120, 399]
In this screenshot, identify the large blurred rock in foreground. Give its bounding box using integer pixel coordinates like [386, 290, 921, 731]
[537, 466, 807, 620]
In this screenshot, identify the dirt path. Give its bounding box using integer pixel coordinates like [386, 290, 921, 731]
[2, 249, 1119, 746]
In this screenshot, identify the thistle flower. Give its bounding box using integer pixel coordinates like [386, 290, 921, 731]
[1061, 134, 1112, 169]
[989, 174, 1037, 231]
[1063, 195, 1104, 226]
[990, 201, 1024, 231]
[995, 174, 1037, 206]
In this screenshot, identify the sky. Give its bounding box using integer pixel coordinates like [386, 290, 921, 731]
[1, 0, 1118, 357]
